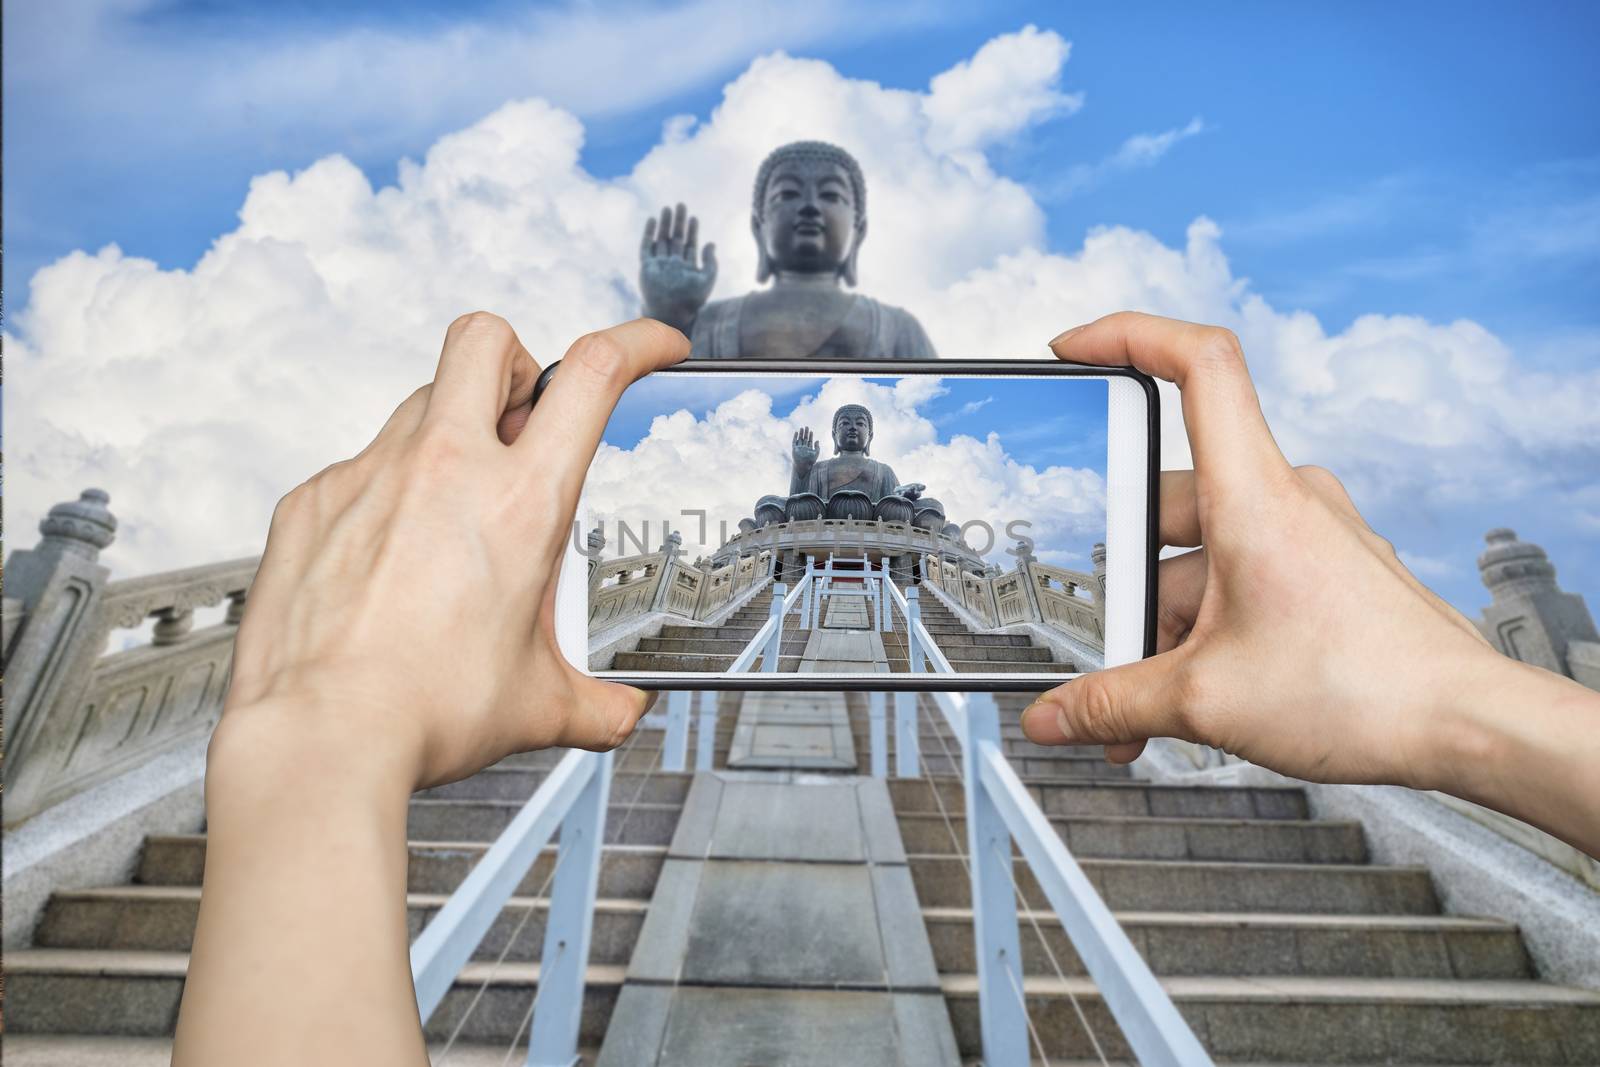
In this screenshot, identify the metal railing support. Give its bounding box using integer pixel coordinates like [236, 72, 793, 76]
[525, 749, 614, 1067]
[905, 586, 924, 672]
[960, 693, 1030, 1067]
[411, 750, 602, 1022]
[662, 690, 690, 772]
[894, 691, 920, 778]
[976, 739, 1213, 1065]
[868, 691, 888, 778]
[879, 558, 893, 631]
[762, 582, 787, 672]
[695, 690, 718, 771]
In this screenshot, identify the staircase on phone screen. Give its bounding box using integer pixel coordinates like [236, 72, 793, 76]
[7, 689, 1600, 1064]
[609, 579, 1077, 675]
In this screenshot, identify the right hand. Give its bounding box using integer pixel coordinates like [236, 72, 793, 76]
[640, 203, 716, 333]
[1021, 313, 1504, 790]
[792, 427, 820, 469]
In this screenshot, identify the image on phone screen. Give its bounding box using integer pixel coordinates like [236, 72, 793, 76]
[569, 365, 1153, 688]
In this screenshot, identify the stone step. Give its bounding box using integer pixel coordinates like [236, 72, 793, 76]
[888, 778, 1311, 821]
[0, 1036, 603, 1067]
[406, 798, 681, 845]
[137, 836, 669, 898]
[657, 624, 775, 641]
[420, 768, 694, 805]
[610, 651, 808, 672]
[939, 973, 1600, 1064]
[886, 660, 1076, 674]
[636, 636, 810, 655]
[924, 907, 1530, 980]
[34, 886, 649, 965]
[897, 812, 1368, 864]
[909, 855, 1439, 914]
[882, 642, 1057, 663]
[2, 949, 626, 1046]
[916, 753, 1131, 777]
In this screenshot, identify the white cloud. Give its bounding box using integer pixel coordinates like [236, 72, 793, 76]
[7, 28, 1598, 595]
[1044, 116, 1207, 199]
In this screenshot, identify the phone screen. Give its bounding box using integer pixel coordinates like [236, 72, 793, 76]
[575, 366, 1148, 686]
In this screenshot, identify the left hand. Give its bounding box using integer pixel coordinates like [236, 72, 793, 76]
[216, 313, 689, 792]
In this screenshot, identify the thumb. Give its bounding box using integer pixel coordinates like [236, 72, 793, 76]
[558, 675, 658, 752]
[1019, 653, 1188, 757]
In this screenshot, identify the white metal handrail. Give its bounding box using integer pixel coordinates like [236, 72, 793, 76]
[888, 689, 1212, 1067]
[727, 564, 817, 673]
[410, 747, 612, 1067]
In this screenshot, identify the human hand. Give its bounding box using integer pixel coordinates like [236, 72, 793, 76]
[1021, 312, 1505, 792]
[640, 202, 716, 333]
[217, 313, 689, 792]
[792, 426, 820, 469]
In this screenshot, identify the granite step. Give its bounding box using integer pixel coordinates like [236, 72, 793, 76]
[406, 798, 681, 845]
[419, 768, 693, 805]
[897, 812, 1368, 864]
[34, 886, 649, 965]
[636, 636, 809, 655]
[909, 855, 1440, 914]
[923, 907, 1531, 979]
[0, 1036, 603, 1067]
[2, 949, 626, 1046]
[888, 778, 1311, 820]
[939, 973, 1600, 1064]
[916, 752, 1132, 777]
[137, 836, 669, 898]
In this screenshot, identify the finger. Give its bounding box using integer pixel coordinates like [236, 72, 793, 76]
[496, 342, 547, 446]
[424, 312, 540, 439]
[1019, 652, 1188, 748]
[684, 216, 699, 264]
[701, 242, 717, 281]
[641, 217, 657, 258]
[657, 206, 673, 254]
[1049, 312, 1290, 495]
[1155, 548, 1206, 653]
[517, 318, 691, 525]
[1160, 469, 1200, 547]
[669, 203, 686, 256]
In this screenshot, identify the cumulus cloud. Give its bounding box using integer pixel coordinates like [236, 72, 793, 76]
[7, 26, 1598, 603]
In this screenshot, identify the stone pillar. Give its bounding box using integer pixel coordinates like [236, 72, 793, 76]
[1477, 529, 1600, 691]
[2, 490, 119, 807]
[1009, 539, 1044, 624]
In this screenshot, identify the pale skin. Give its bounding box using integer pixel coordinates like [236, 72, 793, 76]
[174, 310, 1600, 1066]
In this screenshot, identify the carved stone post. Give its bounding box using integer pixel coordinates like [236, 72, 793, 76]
[1477, 529, 1600, 690]
[585, 524, 607, 601]
[1091, 542, 1108, 634]
[1009, 538, 1044, 624]
[2, 490, 119, 813]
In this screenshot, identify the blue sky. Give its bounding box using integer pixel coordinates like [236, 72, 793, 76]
[601, 374, 1109, 476]
[4, 1, 1597, 619]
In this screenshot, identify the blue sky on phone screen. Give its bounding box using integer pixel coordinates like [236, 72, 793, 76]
[4, 1, 1596, 613]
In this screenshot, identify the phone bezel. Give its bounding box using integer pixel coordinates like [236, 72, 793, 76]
[537, 358, 1160, 691]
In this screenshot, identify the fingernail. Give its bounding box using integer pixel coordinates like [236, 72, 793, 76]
[641, 689, 661, 713]
[1047, 324, 1088, 347]
[1021, 698, 1066, 741]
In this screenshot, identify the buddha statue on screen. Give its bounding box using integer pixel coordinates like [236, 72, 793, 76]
[638, 141, 937, 360]
[789, 404, 924, 519]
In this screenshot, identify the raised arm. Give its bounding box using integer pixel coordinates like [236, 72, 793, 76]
[1022, 311, 1600, 857]
[172, 313, 689, 1066]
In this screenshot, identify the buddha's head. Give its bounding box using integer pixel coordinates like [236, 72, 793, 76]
[832, 404, 873, 456]
[751, 141, 866, 286]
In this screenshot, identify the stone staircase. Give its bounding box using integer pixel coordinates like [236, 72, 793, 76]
[890, 691, 1600, 1064]
[7, 691, 1599, 1064]
[610, 581, 1074, 674]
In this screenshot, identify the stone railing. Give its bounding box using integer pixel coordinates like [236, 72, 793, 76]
[924, 545, 1105, 654]
[2, 489, 259, 827]
[711, 517, 984, 573]
[588, 542, 770, 634]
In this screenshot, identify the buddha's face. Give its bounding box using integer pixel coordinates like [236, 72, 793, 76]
[756, 159, 859, 275]
[833, 409, 871, 454]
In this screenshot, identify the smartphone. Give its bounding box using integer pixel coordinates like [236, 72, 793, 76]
[538, 359, 1158, 691]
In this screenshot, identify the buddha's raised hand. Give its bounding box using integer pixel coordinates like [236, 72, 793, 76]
[640, 202, 717, 335]
[792, 426, 820, 469]
[1022, 311, 1600, 857]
